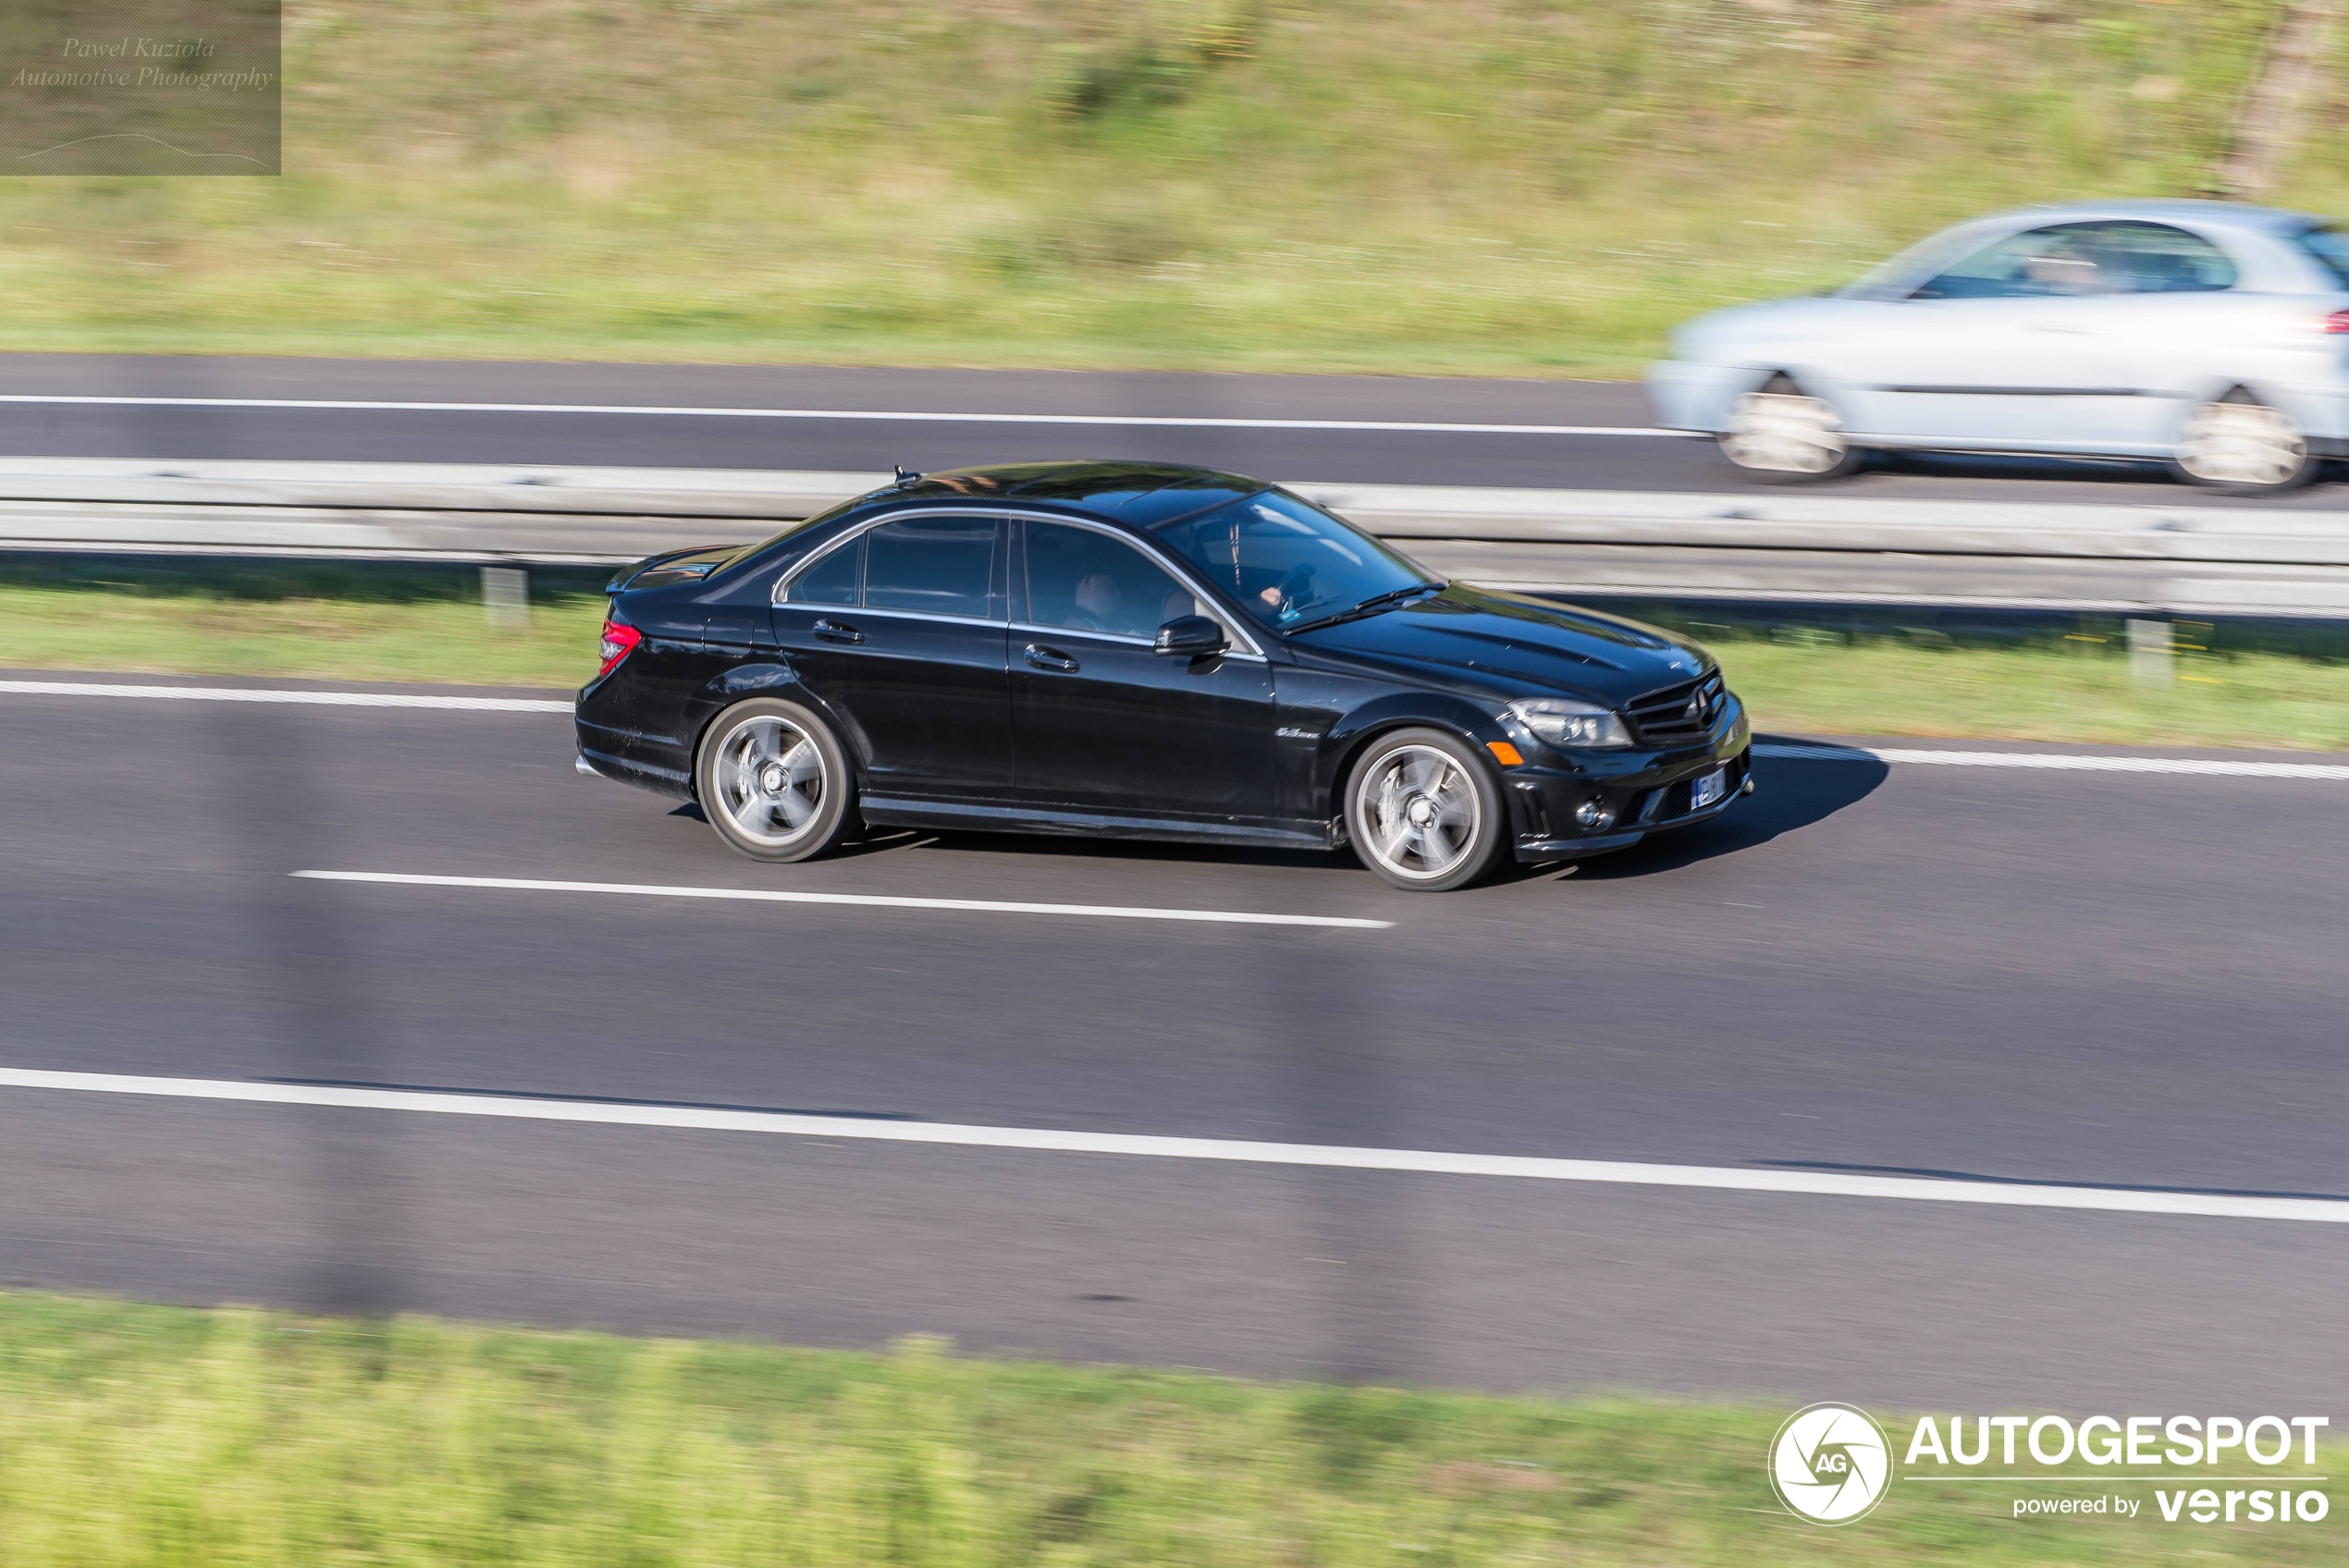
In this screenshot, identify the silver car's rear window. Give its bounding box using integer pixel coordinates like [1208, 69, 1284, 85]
[2292, 224, 2349, 288]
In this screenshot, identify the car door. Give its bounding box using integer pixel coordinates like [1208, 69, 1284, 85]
[1012, 518, 1274, 821]
[770, 512, 1013, 801]
[1843, 222, 2155, 448]
[2042, 221, 2249, 450]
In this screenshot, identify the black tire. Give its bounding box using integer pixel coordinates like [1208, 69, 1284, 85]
[694, 697, 855, 863]
[2167, 388, 2315, 495]
[1717, 374, 1866, 483]
[1344, 727, 1508, 892]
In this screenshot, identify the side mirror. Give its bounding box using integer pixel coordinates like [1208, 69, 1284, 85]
[1154, 614, 1228, 657]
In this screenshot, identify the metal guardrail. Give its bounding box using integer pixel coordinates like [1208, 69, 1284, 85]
[4, 459, 2347, 616]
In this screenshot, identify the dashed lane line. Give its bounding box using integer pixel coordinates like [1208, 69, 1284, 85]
[293, 870, 1395, 930]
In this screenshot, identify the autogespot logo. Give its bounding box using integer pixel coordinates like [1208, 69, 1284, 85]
[1769, 1403, 1894, 1525]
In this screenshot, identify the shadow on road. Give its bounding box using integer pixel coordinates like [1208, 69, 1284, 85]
[673, 742, 1887, 885]
[1555, 745, 1888, 883]
[1754, 1158, 2349, 1206]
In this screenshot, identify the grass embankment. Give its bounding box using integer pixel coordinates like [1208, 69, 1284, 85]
[5, 575, 2348, 751]
[0, 1, 2322, 372]
[0, 1291, 2338, 1567]
[1711, 638, 2349, 752]
[0, 580, 608, 690]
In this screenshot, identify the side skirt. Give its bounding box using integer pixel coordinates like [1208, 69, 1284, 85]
[861, 795, 1339, 852]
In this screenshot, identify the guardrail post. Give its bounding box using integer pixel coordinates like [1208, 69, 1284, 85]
[2127, 619, 2172, 684]
[482, 566, 530, 631]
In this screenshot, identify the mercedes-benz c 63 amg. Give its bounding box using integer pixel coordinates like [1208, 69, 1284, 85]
[577, 461, 1750, 891]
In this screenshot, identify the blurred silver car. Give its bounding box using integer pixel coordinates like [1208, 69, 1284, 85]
[1648, 200, 2349, 492]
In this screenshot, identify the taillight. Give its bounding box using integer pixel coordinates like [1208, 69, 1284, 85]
[596, 619, 641, 677]
[2324, 310, 2349, 334]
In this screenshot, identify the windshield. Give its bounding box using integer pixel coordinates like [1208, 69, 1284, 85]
[1151, 490, 1438, 631]
[1837, 223, 2003, 300]
[2293, 224, 2349, 288]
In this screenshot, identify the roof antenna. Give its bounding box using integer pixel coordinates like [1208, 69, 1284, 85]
[892, 463, 922, 486]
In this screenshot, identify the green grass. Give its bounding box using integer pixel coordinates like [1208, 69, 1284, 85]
[4, 578, 2347, 751]
[1712, 636, 2349, 752]
[0, 1, 2331, 373]
[0, 1289, 2338, 1567]
[0, 581, 608, 689]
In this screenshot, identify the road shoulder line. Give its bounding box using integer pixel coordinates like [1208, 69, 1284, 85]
[0, 1066, 2338, 1225]
[1753, 741, 2349, 779]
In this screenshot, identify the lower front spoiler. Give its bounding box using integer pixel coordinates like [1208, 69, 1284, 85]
[1509, 746, 1753, 864]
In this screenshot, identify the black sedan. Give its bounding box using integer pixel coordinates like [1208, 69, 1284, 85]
[576, 461, 1750, 891]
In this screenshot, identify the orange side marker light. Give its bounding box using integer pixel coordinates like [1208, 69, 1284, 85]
[1486, 741, 1524, 766]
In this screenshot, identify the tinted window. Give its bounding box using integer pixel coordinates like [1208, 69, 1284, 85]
[790, 535, 862, 606]
[1025, 522, 1201, 639]
[2293, 224, 2349, 288]
[862, 516, 998, 618]
[1912, 221, 2236, 299]
[1153, 490, 1436, 631]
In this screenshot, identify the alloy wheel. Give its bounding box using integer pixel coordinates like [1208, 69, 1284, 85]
[1358, 744, 1482, 883]
[711, 714, 829, 850]
[2175, 398, 2309, 490]
[1721, 390, 1851, 475]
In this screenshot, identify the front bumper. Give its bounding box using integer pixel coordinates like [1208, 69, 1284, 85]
[1504, 708, 1752, 864]
[1643, 359, 1758, 434]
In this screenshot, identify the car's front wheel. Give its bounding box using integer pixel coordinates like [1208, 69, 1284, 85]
[695, 698, 855, 862]
[1346, 728, 1507, 892]
[1718, 375, 1864, 482]
[2171, 391, 2315, 494]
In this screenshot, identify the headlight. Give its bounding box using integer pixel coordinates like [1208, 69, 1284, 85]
[1508, 697, 1633, 750]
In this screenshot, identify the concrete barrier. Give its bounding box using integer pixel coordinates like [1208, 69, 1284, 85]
[3, 459, 2346, 616]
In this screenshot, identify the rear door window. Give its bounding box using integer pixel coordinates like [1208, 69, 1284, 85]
[861, 515, 999, 619]
[788, 536, 863, 606]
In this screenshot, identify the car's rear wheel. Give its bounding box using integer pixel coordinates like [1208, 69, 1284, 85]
[2171, 391, 2314, 494]
[695, 698, 854, 863]
[1346, 729, 1507, 892]
[1718, 375, 1864, 482]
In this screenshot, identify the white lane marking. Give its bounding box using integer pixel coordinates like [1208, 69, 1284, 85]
[0, 394, 1677, 438]
[1753, 741, 2349, 779]
[4, 685, 2337, 779]
[0, 1064, 2337, 1224]
[292, 870, 1394, 930]
[0, 680, 571, 712]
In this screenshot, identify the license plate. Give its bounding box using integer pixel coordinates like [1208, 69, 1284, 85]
[1691, 767, 1728, 810]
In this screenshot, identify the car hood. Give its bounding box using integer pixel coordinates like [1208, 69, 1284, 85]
[1287, 585, 1713, 704]
[1671, 294, 1874, 360]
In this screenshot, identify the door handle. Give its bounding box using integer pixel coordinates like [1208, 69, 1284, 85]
[813, 619, 863, 644]
[1024, 643, 1079, 673]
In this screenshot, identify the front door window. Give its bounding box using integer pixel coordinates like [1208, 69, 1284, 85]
[1024, 517, 1204, 640]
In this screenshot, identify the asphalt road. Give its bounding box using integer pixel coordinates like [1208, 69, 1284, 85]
[7, 352, 2349, 508]
[2, 680, 2343, 1410]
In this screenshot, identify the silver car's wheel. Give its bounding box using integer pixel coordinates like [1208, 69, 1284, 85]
[2172, 396, 2313, 493]
[1346, 729, 1505, 892]
[1720, 388, 1856, 479]
[695, 698, 853, 862]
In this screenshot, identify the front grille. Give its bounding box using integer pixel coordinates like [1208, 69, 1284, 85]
[1626, 672, 1725, 746]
